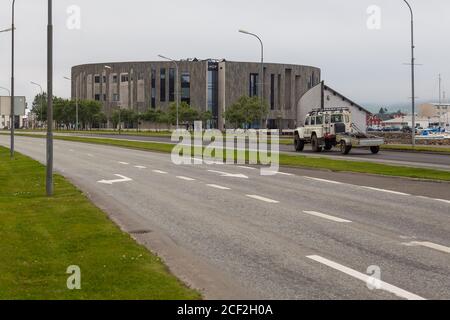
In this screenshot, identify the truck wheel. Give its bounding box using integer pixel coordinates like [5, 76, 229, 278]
[340, 141, 352, 155]
[311, 134, 322, 153]
[295, 138, 305, 152]
[370, 146, 380, 154]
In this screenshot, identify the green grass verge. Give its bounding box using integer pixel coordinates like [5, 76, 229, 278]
[0, 146, 201, 300]
[5, 133, 450, 182]
[381, 144, 450, 154]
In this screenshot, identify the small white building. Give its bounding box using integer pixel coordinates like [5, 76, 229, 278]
[0, 96, 27, 129]
[297, 82, 371, 132]
[382, 116, 436, 129]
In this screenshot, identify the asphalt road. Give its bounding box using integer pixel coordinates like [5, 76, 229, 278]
[72, 133, 450, 171]
[2, 135, 449, 300]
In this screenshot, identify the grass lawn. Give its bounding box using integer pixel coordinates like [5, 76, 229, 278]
[0, 146, 201, 300]
[5, 133, 450, 182]
[381, 144, 450, 154]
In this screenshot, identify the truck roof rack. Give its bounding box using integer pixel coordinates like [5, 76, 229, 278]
[308, 107, 350, 115]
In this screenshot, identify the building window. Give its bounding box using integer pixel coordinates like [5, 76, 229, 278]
[94, 94, 100, 101]
[103, 94, 107, 101]
[138, 72, 144, 81]
[151, 69, 156, 109]
[181, 72, 191, 105]
[249, 73, 259, 97]
[121, 74, 129, 83]
[270, 74, 275, 110]
[169, 68, 175, 102]
[208, 62, 219, 129]
[160, 68, 166, 102]
[94, 75, 101, 84]
[102, 75, 107, 83]
[112, 74, 118, 83]
[113, 94, 120, 102]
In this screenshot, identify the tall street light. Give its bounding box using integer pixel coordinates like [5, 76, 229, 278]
[63, 76, 80, 130]
[103, 65, 112, 128]
[403, 0, 416, 147]
[0, 86, 10, 95]
[10, 0, 16, 159]
[47, 0, 53, 196]
[158, 54, 179, 130]
[30, 81, 43, 129]
[0, 27, 15, 33]
[239, 29, 265, 128]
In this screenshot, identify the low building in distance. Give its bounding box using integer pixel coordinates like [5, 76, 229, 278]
[0, 96, 27, 129]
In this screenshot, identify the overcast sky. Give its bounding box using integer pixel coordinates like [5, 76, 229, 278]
[0, 0, 449, 111]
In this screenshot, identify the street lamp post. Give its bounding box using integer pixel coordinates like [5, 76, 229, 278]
[158, 55, 179, 130]
[47, 0, 53, 196]
[30, 82, 43, 129]
[11, 0, 16, 159]
[118, 106, 121, 134]
[239, 29, 265, 128]
[103, 65, 112, 129]
[403, 0, 416, 147]
[63, 77, 79, 130]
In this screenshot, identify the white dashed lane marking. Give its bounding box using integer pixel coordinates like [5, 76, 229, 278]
[303, 177, 343, 185]
[152, 170, 168, 174]
[361, 187, 410, 196]
[207, 184, 231, 190]
[302, 211, 352, 223]
[307, 255, 426, 300]
[403, 241, 450, 254]
[177, 176, 196, 181]
[246, 195, 279, 204]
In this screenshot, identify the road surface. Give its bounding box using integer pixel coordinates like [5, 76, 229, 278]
[70, 133, 450, 171]
[1, 135, 449, 300]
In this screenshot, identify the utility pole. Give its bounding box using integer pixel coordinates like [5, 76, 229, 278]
[10, 0, 16, 159]
[402, 0, 416, 147]
[46, 0, 54, 196]
[438, 74, 442, 127]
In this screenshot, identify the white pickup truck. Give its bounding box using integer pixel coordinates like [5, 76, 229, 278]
[294, 108, 384, 155]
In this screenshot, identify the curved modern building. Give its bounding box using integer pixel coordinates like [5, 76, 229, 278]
[71, 59, 321, 129]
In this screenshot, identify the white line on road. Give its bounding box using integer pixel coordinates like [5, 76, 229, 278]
[307, 255, 426, 300]
[207, 184, 231, 190]
[266, 171, 294, 176]
[361, 186, 410, 196]
[302, 211, 352, 223]
[208, 170, 248, 179]
[303, 177, 343, 185]
[119, 162, 129, 165]
[177, 176, 196, 181]
[435, 198, 450, 205]
[152, 170, 168, 174]
[97, 174, 133, 185]
[238, 166, 256, 170]
[135, 166, 147, 169]
[246, 195, 279, 203]
[403, 241, 450, 254]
